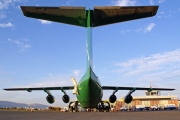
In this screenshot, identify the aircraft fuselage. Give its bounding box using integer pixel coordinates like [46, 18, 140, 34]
[75, 9, 103, 108]
[77, 68, 102, 108]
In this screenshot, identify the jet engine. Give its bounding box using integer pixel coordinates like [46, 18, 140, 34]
[109, 94, 117, 103]
[124, 95, 133, 104]
[46, 95, 55, 104]
[62, 95, 70, 103]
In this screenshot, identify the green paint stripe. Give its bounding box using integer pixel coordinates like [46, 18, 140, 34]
[87, 9, 91, 27]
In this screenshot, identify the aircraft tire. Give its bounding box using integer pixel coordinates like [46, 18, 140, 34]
[106, 107, 109, 112]
[74, 106, 78, 112]
[69, 106, 73, 112]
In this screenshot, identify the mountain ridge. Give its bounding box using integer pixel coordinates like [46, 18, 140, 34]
[0, 101, 49, 108]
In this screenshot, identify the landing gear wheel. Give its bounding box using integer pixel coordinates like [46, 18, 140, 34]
[97, 101, 110, 112]
[68, 101, 79, 112]
[106, 106, 109, 112]
[74, 101, 78, 112]
[69, 106, 73, 112]
[74, 106, 78, 112]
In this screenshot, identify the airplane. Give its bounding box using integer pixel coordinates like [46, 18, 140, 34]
[4, 5, 175, 112]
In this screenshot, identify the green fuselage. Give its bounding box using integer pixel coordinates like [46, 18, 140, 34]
[76, 9, 103, 108]
[77, 68, 103, 108]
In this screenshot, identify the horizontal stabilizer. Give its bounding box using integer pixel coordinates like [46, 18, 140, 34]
[93, 6, 158, 27]
[21, 6, 87, 27]
[21, 6, 158, 27]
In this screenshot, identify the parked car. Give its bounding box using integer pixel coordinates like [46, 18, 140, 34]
[135, 105, 145, 111]
[144, 106, 150, 110]
[164, 104, 176, 110]
[120, 106, 127, 111]
[151, 106, 159, 110]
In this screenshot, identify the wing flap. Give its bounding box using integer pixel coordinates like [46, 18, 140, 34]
[93, 6, 158, 27]
[4, 86, 74, 91]
[102, 86, 175, 91]
[21, 6, 87, 27]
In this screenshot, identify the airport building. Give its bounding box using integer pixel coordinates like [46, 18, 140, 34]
[114, 90, 178, 111]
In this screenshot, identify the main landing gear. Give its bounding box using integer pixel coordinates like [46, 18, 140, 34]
[97, 101, 110, 112]
[69, 101, 79, 112]
[68, 101, 111, 112]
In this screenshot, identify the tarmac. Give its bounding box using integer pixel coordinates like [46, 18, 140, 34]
[0, 110, 180, 120]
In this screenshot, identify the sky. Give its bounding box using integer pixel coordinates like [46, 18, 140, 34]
[0, 0, 180, 107]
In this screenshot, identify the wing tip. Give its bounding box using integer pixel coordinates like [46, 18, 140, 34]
[20, 6, 28, 16]
[152, 6, 159, 16]
[3, 88, 13, 91]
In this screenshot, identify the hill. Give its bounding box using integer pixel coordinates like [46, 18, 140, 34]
[0, 101, 49, 108]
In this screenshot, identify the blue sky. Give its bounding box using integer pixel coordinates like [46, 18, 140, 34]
[0, 0, 180, 107]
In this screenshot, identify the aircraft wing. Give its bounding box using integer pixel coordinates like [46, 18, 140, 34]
[93, 6, 158, 27]
[102, 86, 175, 91]
[4, 86, 74, 92]
[21, 6, 87, 27]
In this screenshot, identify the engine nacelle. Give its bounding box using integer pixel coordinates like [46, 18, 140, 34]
[62, 95, 70, 103]
[109, 94, 117, 103]
[46, 95, 55, 104]
[124, 95, 133, 104]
